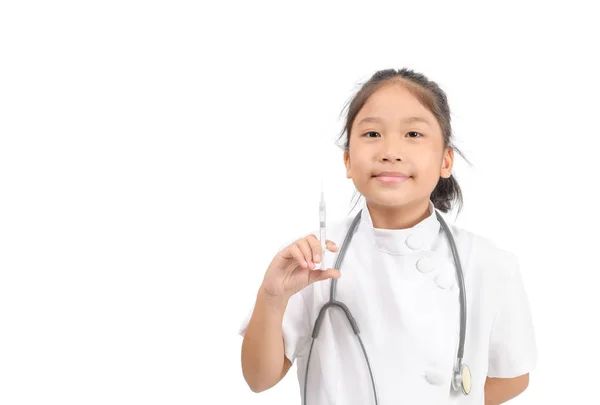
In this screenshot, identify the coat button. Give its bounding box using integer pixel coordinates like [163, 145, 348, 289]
[424, 369, 445, 386]
[406, 233, 423, 249]
[416, 257, 435, 273]
[434, 272, 454, 289]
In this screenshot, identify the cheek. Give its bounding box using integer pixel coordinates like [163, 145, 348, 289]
[350, 151, 372, 173]
[415, 148, 444, 175]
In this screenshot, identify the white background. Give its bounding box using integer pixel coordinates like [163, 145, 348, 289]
[1, 1, 599, 404]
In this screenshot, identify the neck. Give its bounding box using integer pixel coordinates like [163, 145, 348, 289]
[366, 199, 431, 229]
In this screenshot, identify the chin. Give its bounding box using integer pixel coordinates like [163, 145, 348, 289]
[362, 192, 413, 208]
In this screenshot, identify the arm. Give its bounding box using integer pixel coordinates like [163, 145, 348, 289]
[241, 287, 293, 393]
[484, 374, 529, 405]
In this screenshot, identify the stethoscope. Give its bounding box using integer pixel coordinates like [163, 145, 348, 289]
[303, 208, 471, 405]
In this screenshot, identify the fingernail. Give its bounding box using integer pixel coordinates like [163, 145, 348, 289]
[315, 254, 321, 262]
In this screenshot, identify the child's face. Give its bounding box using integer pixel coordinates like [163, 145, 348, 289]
[344, 81, 453, 208]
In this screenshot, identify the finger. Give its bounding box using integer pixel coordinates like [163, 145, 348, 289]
[295, 238, 315, 269]
[282, 244, 308, 268]
[306, 234, 322, 263]
[308, 268, 341, 285]
[325, 240, 339, 252]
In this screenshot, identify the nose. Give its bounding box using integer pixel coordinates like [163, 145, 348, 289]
[381, 151, 402, 162]
[379, 140, 403, 162]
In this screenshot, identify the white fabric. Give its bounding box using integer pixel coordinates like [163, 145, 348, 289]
[238, 199, 537, 404]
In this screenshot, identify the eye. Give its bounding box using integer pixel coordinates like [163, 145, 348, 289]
[363, 131, 381, 138]
[407, 131, 423, 138]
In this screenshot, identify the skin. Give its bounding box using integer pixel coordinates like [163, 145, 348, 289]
[343, 79, 529, 404]
[344, 80, 453, 230]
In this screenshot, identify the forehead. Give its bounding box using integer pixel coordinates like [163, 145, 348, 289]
[355, 81, 437, 126]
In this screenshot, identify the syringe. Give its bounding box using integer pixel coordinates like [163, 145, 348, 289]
[319, 180, 326, 269]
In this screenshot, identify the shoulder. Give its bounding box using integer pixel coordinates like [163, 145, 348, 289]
[445, 222, 519, 285]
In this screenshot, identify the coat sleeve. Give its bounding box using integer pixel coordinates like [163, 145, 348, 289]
[487, 253, 538, 378]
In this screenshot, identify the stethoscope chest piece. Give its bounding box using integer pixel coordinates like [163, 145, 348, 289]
[452, 363, 472, 395]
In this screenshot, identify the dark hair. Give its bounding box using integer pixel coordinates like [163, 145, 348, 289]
[336, 68, 472, 215]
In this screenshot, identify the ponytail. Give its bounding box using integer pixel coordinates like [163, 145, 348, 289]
[431, 174, 464, 214]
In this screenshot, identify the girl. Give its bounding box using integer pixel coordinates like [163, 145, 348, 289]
[239, 68, 537, 405]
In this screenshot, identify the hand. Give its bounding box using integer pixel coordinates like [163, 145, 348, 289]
[261, 235, 340, 300]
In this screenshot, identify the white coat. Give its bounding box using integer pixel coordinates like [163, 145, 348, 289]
[239, 198, 537, 404]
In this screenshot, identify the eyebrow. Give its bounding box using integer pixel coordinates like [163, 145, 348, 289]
[356, 116, 432, 127]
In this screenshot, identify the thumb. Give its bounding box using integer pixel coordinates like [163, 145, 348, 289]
[309, 268, 341, 285]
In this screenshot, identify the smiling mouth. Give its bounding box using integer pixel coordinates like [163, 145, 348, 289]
[373, 174, 410, 184]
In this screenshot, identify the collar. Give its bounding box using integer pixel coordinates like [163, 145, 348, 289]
[357, 198, 441, 255]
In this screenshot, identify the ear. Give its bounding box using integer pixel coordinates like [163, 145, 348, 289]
[344, 149, 352, 179]
[440, 147, 454, 179]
